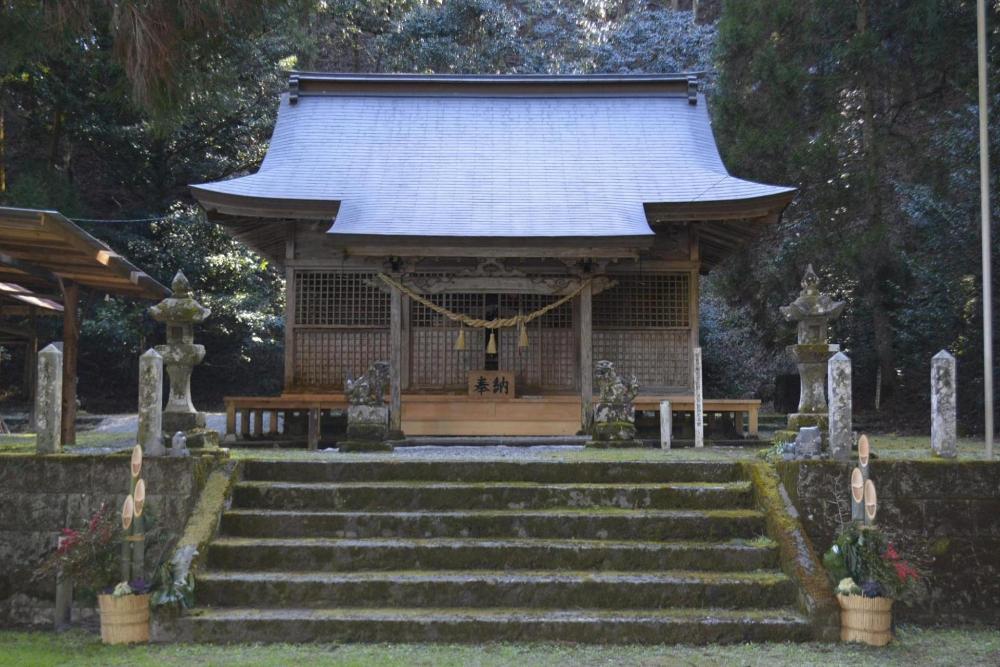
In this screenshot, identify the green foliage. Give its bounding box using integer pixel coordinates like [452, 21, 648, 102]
[2, 0, 992, 429]
[823, 523, 924, 602]
[712, 0, 999, 429]
[33, 504, 122, 593]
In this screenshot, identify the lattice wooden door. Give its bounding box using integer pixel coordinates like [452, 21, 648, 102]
[409, 291, 576, 393]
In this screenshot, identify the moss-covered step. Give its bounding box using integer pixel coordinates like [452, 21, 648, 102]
[206, 536, 780, 573]
[241, 460, 741, 485]
[194, 569, 796, 610]
[169, 606, 813, 644]
[219, 508, 766, 541]
[230, 480, 754, 512]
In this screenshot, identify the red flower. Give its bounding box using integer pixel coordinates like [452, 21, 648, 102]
[894, 559, 920, 582]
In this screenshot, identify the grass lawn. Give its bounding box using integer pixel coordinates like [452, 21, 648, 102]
[1, 427, 992, 463]
[2, 626, 999, 667]
[0, 430, 130, 455]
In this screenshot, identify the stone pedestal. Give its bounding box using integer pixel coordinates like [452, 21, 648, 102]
[590, 420, 641, 448]
[341, 405, 392, 452]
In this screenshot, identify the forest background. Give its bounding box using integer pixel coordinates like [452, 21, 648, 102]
[1, 0, 996, 433]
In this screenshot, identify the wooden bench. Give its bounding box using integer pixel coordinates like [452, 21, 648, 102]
[224, 393, 762, 444]
[224, 394, 347, 449]
[634, 396, 761, 437]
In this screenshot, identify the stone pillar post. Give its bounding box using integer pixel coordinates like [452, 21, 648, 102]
[35, 343, 62, 454]
[827, 352, 853, 460]
[693, 347, 704, 448]
[660, 400, 672, 450]
[931, 350, 957, 458]
[138, 349, 165, 456]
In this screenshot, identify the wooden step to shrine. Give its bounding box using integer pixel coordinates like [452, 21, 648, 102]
[174, 459, 814, 644]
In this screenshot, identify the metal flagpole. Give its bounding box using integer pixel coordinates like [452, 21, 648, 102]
[977, 0, 994, 458]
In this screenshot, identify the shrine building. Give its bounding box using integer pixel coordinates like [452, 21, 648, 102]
[191, 72, 794, 441]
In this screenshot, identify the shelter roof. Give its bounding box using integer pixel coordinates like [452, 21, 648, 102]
[192, 73, 795, 255]
[0, 207, 170, 300]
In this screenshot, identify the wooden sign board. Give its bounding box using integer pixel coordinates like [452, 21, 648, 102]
[468, 370, 515, 399]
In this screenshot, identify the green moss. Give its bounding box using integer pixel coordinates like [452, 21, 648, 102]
[176, 461, 241, 556]
[740, 461, 839, 640]
[929, 538, 952, 557]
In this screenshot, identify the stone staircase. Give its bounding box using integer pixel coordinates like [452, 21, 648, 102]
[179, 460, 812, 643]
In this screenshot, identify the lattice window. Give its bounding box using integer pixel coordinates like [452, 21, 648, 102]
[498, 294, 574, 391]
[594, 273, 690, 328]
[294, 271, 389, 327]
[410, 292, 487, 389]
[293, 329, 390, 388]
[593, 330, 691, 391]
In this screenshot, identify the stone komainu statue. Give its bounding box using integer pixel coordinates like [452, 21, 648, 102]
[345, 361, 390, 407]
[593, 360, 639, 425]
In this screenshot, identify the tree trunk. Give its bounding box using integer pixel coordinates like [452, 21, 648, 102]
[857, 0, 896, 405]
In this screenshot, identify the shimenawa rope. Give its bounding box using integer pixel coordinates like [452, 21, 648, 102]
[377, 273, 590, 329]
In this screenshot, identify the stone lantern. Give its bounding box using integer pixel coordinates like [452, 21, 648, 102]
[776, 265, 845, 442]
[149, 271, 216, 448]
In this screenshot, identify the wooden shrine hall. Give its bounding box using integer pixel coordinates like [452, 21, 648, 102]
[192, 73, 795, 442]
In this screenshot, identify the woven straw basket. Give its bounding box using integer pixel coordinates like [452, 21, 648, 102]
[837, 594, 893, 646]
[98, 593, 150, 644]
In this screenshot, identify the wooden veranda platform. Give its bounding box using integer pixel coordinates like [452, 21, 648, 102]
[224, 393, 760, 444]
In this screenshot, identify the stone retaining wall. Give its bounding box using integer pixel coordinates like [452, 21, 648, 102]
[778, 460, 1000, 625]
[0, 454, 213, 627]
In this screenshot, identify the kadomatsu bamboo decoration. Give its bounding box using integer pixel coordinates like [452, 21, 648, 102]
[120, 445, 146, 582]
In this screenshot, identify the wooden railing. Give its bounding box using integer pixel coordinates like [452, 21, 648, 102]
[634, 396, 760, 436]
[223, 394, 347, 449]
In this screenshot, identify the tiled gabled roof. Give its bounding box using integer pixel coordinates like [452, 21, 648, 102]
[191, 73, 794, 245]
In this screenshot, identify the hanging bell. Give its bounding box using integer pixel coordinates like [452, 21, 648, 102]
[454, 326, 467, 351]
[486, 330, 497, 355]
[518, 318, 529, 349]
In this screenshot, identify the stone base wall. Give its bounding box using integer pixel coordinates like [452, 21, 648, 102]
[0, 454, 213, 627]
[778, 460, 1000, 625]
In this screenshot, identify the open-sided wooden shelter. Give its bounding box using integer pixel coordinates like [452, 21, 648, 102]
[192, 73, 795, 440]
[0, 207, 169, 442]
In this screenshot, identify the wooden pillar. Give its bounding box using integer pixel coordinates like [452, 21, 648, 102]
[283, 224, 296, 391]
[26, 306, 37, 430]
[225, 401, 236, 440]
[307, 408, 320, 450]
[60, 280, 78, 446]
[400, 294, 410, 391]
[389, 284, 403, 435]
[579, 281, 593, 430]
[253, 409, 264, 439]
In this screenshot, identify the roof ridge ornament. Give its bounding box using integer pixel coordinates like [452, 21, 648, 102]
[687, 75, 699, 105]
[289, 73, 300, 105]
